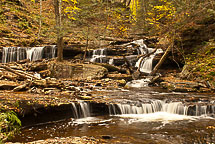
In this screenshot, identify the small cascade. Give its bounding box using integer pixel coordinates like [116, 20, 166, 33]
[26, 47, 44, 61]
[132, 39, 163, 74]
[90, 48, 107, 63]
[135, 48, 163, 74]
[71, 102, 91, 119]
[43, 45, 57, 59]
[109, 100, 215, 116]
[79, 102, 91, 118]
[2, 47, 26, 63]
[126, 78, 151, 87]
[2, 46, 57, 63]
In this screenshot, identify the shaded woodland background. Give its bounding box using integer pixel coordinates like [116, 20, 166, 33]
[0, 0, 215, 84]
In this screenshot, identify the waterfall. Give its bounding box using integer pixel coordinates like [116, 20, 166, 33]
[2, 47, 26, 63]
[133, 39, 163, 74]
[26, 47, 44, 61]
[109, 100, 214, 116]
[71, 102, 91, 118]
[135, 48, 163, 74]
[79, 101, 91, 118]
[136, 56, 154, 73]
[2, 46, 57, 63]
[90, 48, 107, 63]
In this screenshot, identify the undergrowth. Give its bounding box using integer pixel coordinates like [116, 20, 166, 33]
[0, 110, 21, 143]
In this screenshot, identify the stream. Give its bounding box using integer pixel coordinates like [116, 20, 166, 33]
[3, 40, 215, 143]
[9, 87, 215, 143]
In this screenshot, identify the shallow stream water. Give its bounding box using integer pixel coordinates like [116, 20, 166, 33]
[9, 87, 215, 143]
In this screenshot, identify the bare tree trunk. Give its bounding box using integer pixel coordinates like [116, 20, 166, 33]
[127, 0, 131, 6]
[57, 36, 63, 62]
[54, 0, 64, 62]
[37, 0, 42, 39]
[82, 26, 89, 63]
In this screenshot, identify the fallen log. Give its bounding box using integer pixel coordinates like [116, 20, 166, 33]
[16, 59, 30, 64]
[100, 36, 132, 43]
[0, 64, 41, 80]
[150, 45, 171, 76]
[93, 63, 121, 72]
[13, 82, 30, 92]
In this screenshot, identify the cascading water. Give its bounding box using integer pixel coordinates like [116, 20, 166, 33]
[26, 47, 44, 61]
[90, 48, 107, 63]
[71, 101, 91, 119]
[109, 100, 215, 117]
[125, 40, 164, 88]
[2, 46, 57, 63]
[2, 47, 26, 63]
[134, 39, 163, 74]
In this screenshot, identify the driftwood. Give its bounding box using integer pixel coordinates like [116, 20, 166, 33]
[0, 70, 18, 81]
[148, 74, 162, 85]
[100, 36, 132, 43]
[93, 63, 121, 72]
[16, 59, 30, 64]
[13, 82, 29, 92]
[0, 64, 41, 80]
[150, 45, 171, 76]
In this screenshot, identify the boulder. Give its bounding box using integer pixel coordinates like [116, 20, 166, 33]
[49, 62, 108, 80]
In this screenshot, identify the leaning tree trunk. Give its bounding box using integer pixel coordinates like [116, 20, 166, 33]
[150, 45, 172, 76]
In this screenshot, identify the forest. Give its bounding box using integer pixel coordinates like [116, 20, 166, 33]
[0, 0, 215, 143]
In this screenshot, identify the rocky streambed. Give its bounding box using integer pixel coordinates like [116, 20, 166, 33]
[0, 38, 215, 143]
[3, 85, 215, 144]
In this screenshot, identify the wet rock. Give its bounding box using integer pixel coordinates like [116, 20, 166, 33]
[66, 86, 78, 91]
[117, 79, 126, 87]
[79, 95, 92, 100]
[95, 82, 102, 87]
[101, 135, 113, 139]
[132, 71, 140, 80]
[106, 73, 132, 81]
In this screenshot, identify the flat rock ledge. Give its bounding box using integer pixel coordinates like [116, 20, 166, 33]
[6, 136, 100, 144]
[160, 76, 211, 92]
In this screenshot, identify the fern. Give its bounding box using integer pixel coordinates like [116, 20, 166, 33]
[0, 111, 21, 142]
